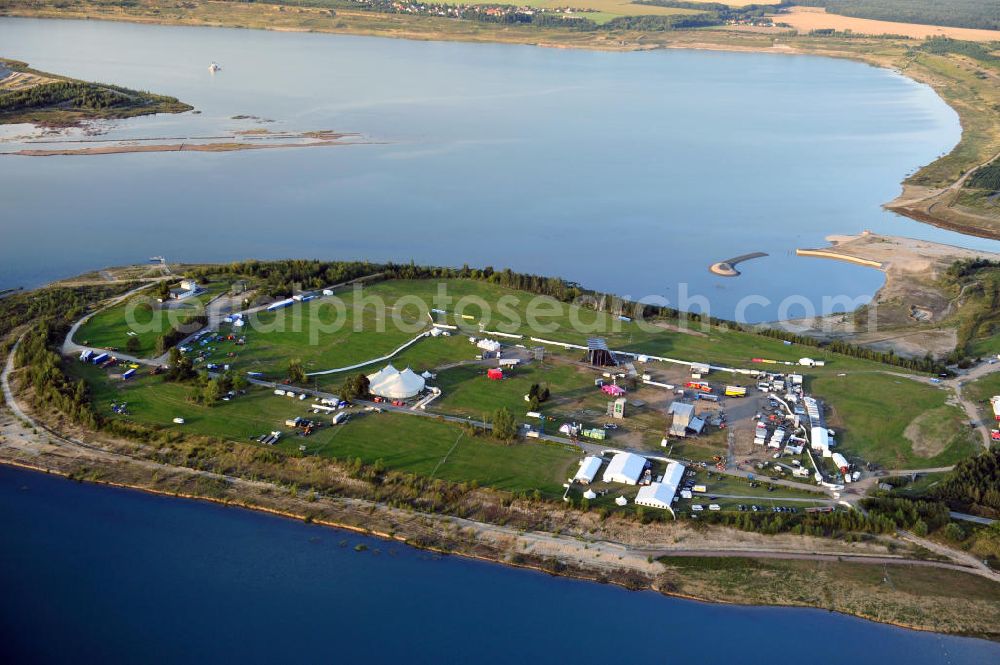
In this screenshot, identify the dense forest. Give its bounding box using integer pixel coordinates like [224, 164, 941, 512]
[792, 0, 1000, 31]
[933, 449, 1000, 518]
[0, 283, 137, 344]
[967, 157, 1000, 193]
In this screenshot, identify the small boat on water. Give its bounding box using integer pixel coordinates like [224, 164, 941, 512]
[208, 62, 222, 72]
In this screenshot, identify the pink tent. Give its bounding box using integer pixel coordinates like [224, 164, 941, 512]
[601, 384, 625, 397]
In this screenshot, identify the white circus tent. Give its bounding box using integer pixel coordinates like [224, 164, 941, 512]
[366, 365, 425, 399]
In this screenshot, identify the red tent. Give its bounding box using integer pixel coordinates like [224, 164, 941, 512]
[487, 368, 503, 380]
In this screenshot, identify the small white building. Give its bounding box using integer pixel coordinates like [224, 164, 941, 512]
[602, 452, 648, 485]
[169, 280, 200, 300]
[573, 456, 603, 485]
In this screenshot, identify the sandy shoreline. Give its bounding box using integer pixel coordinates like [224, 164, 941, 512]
[783, 232, 1000, 356]
[2, 130, 362, 156]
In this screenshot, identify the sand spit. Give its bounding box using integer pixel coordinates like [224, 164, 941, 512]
[3, 130, 367, 157]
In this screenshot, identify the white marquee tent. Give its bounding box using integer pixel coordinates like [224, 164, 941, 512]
[573, 456, 603, 484]
[602, 452, 648, 485]
[634, 461, 686, 518]
[366, 365, 426, 399]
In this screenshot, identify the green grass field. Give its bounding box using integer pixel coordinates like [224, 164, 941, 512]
[184, 278, 915, 388]
[68, 361, 578, 496]
[292, 412, 578, 496]
[811, 373, 979, 469]
[74, 280, 228, 358]
[431, 361, 594, 418]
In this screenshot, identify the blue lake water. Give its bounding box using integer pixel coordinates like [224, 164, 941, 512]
[1, 465, 998, 663]
[1, 17, 997, 321]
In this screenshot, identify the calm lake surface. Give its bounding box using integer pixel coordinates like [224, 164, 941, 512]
[2, 17, 997, 320]
[1, 465, 998, 664]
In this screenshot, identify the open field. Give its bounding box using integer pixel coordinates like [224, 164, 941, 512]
[187, 278, 904, 384]
[66, 362, 580, 496]
[775, 7, 1000, 41]
[811, 373, 979, 469]
[470, 0, 697, 25]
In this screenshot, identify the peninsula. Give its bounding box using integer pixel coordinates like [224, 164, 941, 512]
[2, 258, 999, 639]
[0, 57, 191, 126]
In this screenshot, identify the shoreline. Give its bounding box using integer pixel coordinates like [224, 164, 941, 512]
[3, 455, 996, 642]
[783, 232, 1000, 356]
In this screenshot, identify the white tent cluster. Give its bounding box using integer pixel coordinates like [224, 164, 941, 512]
[366, 364, 426, 400]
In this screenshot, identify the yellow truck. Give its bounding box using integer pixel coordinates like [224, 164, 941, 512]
[725, 385, 747, 398]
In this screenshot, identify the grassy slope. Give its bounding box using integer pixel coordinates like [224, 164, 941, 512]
[811, 373, 979, 468]
[661, 556, 1000, 639]
[191, 278, 887, 383]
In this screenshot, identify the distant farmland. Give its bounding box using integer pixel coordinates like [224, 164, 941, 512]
[777, 7, 1000, 41]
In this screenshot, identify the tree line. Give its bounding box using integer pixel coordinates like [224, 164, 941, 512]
[0, 80, 182, 115]
[932, 449, 1000, 518]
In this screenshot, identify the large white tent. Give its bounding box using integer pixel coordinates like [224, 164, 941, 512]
[366, 365, 426, 399]
[602, 452, 647, 485]
[573, 456, 603, 484]
[634, 461, 686, 518]
[366, 364, 398, 388]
